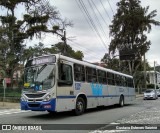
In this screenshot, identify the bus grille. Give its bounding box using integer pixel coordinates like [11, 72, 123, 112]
[25, 93, 46, 98]
[28, 103, 40, 108]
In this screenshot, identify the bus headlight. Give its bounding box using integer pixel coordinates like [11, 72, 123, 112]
[21, 94, 27, 102]
[43, 94, 51, 102]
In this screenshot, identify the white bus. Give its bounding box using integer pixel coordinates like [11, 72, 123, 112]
[21, 54, 135, 115]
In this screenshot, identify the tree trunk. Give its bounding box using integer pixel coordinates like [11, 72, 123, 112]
[128, 61, 132, 75]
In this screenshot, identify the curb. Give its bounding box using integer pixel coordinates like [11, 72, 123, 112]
[136, 95, 143, 98]
[0, 102, 20, 109]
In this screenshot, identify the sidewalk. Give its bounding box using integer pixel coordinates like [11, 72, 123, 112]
[136, 94, 143, 98]
[0, 102, 20, 109]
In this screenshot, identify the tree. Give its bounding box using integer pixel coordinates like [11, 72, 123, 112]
[109, 0, 160, 75]
[101, 52, 152, 93]
[22, 42, 84, 62]
[44, 42, 84, 60]
[101, 54, 120, 71]
[0, 0, 69, 87]
[21, 42, 46, 64]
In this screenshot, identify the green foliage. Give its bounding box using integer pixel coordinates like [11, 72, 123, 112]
[109, 0, 160, 76]
[52, 25, 60, 32]
[109, 0, 160, 56]
[147, 84, 159, 89]
[152, 66, 160, 72]
[22, 42, 84, 62]
[101, 53, 151, 73]
[0, 0, 68, 88]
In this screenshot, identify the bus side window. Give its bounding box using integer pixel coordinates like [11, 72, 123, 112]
[58, 63, 73, 86]
[98, 70, 107, 84]
[123, 77, 127, 87]
[115, 74, 120, 86]
[129, 78, 134, 87]
[74, 64, 85, 82]
[86, 67, 97, 83]
[107, 72, 114, 85]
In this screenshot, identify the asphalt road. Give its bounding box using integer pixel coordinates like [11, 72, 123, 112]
[1, 97, 160, 133]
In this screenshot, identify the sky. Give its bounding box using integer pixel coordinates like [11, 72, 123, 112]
[2, 0, 160, 67]
[47, 0, 160, 67]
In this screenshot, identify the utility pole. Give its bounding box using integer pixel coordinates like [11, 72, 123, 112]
[61, 29, 67, 56]
[144, 53, 147, 91]
[154, 61, 156, 90]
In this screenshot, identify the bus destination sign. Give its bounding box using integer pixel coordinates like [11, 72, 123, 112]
[25, 55, 56, 67]
[32, 56, 56, 65]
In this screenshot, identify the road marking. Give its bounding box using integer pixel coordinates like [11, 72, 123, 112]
[0, 109, 30, 115]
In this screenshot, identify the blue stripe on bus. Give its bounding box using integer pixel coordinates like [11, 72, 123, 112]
[57, 95, 135, 99]
[57, 96, 76, 98]
[87, 95, 118, 98]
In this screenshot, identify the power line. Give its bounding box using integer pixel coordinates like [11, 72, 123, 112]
[78, 0, 108, 51]
[43, 34, 104, 60]
[46, 32, 104, 57]
[75, 0, 107, 53]
[87, 0, 108, 42]
[90, 0, 109, 27]
[68, 40, 104, 59]
[107, 0, 114, 15]
[99, 0, 112, 22]
[44, 30, 104, 56]
[75, 0, 96, 36]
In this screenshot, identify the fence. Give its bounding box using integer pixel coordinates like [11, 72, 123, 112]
[0, 87, 21, 102]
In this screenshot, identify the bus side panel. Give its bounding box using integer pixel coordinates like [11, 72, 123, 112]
[129, 87, 136, 101]
[74, 82, 109, 108]
[97, 85, 108, 106]
[74, 82, 98, 109]
[56, 86, 75, 112]
[107, 85, 117, 105]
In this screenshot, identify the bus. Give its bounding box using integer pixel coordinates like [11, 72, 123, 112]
[21, 54, 135, 115]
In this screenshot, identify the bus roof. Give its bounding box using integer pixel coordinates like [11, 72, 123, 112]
[56, 54, 133, 78]
[27, 54, 132, 78]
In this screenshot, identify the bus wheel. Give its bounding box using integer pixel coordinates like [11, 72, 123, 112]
[74, 97, 85, 116]
[119, 96, 124, 107]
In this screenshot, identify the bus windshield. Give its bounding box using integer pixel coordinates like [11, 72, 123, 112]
[24, 64, 55, 91]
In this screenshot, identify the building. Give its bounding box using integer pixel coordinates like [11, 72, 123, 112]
[92, 62, 107, 67]
[147, 71, 160, 87]
[0, 64, 24, 87]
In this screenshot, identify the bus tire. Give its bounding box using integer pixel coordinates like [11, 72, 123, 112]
[74, 97, 85, 116]
[119, 96, 124, 107]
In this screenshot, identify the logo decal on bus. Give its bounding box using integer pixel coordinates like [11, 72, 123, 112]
[75, 83, 81, 90]
[90, 83, 103, 95]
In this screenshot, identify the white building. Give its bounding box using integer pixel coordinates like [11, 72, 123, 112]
[147, 71, 160, 87]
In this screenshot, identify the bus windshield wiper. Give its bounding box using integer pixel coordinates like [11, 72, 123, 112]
[37, 64, 47, 74]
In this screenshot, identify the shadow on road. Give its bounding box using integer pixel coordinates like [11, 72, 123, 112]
[23, 104, 134, 120]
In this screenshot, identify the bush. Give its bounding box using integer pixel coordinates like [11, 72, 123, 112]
[147, 84, 159, 89]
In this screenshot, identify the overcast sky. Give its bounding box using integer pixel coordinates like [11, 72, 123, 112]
[12, 0, 160, 66]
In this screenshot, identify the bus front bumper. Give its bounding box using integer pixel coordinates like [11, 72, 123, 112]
[20, 98, 56, 111]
